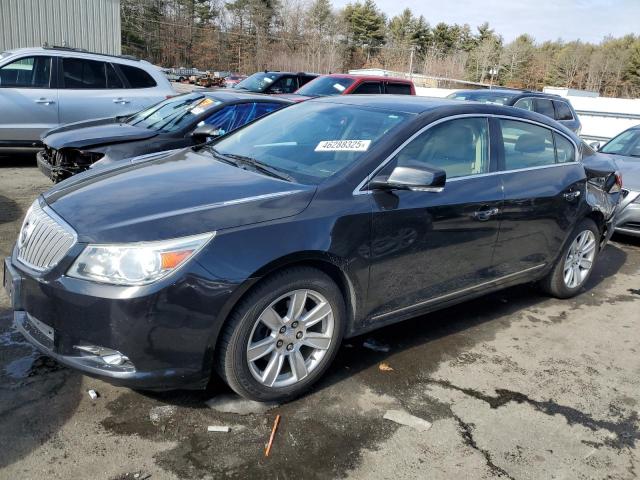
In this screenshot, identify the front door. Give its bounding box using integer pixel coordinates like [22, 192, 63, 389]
[366, 116, 502, 321]
[0, 55, 58, 143]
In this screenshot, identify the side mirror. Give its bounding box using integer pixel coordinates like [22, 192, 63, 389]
[589, 141, 601, 151]
[369, 165, 446, 192]
[191, 125, 224, 143]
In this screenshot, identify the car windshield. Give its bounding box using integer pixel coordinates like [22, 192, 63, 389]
[600, 129, 640, 157]
[296, 76, 356, 96]
[126, 93, 220, 133]
[447, 90, 519, 105]
[210, 101, 412, 184]
[234, 72, 280, 92]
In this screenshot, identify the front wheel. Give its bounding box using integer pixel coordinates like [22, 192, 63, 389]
[540, 218, 599, 298]
[215, 267, 345, 402]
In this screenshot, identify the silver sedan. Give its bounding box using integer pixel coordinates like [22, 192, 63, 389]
[596, 126, 640, 237]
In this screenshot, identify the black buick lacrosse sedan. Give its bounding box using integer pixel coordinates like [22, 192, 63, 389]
[4, 96, 621, 401]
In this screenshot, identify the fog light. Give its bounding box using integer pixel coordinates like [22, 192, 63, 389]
[74, 345, 133, 368]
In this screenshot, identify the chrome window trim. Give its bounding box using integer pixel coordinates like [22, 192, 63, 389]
[370, 263, 546, 321]
[353, 113, 580, 196]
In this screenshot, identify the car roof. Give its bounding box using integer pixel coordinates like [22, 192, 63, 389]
[454, 88, 563, 100]
[321, 73, 413, 83]
[202, 89, 294, 104]
[311, 94, 579, 139]
[1, 46, 150, 68]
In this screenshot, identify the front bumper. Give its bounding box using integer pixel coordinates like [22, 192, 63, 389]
[36, 150, 55, 181]
[615, 190, 640, 237]
[4, 254, 238, 390]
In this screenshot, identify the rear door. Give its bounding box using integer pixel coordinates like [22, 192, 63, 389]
[367, 116, 503, 320]
[57, 57, 131, 124]
[491, 117, 584, 276]
[0, 55, 58, 143]
[116, 63, 165, 112]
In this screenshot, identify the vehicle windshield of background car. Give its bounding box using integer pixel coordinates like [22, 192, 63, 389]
[295, 76, 355, 96]
[600, 129, 640, 157]
[127, 93, 220, 133]
[210, 102, 411, 184]
[234, 72, 280, 92]
[447, 90, 519, 105]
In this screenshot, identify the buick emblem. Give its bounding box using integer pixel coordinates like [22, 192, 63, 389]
[18, 216, 35, 249]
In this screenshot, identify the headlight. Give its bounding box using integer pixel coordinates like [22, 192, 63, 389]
[67, 232, 215, 285]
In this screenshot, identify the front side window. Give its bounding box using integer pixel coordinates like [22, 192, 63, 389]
[500, 119, 556, 169]
[353, 82, 382, 94]
[554, 133, 576, 163]
[513, 98, 534, 111]
[127, 93, 220, 132]
[600, 129, 640, 157]
[554, 101, 574, 121]
[202, 102, 284, 134]
[386, 83, 412, 95]
[211, 102, 411, 184]
[202, 106, 236, 134]
[391, 117, 490, 178]
[269, 76, 297, 93]
[118, 64, 157, 88]
[0, 56, 51, 88]
[296, 77, 355, 96]
[534, 99, 555, 118]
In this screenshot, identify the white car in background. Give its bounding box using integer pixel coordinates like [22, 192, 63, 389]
[0, 46, 174, 153]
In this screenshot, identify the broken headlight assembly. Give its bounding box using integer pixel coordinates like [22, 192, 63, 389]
[67, 232, 215, 285]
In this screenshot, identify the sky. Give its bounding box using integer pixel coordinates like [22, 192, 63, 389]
[330, 0, 640, 43]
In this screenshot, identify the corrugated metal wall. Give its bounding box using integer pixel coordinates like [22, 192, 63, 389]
[1, 0, 121, 54]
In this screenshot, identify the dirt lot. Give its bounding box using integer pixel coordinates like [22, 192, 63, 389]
[1, 158, 639, 480]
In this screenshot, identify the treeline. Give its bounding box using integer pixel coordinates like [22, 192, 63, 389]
[121, 0, 640, 97]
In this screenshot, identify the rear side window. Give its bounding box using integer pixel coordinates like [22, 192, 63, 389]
[118, 64, 157, 88]
[392, 117, 490, 178]
[534, 99, 555, 118]
[298, 75, 316, 87]
[554, 133, 575, 162]
[0, 56, 51, 88]
[386, 83, 412, 95]
[554, 101, 574, 121]
[353, 82, 382, 94]
[500, 119, 555, 169]
[62, 58, 111, 88]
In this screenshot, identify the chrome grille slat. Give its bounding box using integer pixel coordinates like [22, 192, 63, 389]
[17, 201, 77, 272]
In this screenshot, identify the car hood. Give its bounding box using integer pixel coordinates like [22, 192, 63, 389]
[43, 122, 160, 150]
[43, 148, 315, 243]
[608, 154, 640, 191]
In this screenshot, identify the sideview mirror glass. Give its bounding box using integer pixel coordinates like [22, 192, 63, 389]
[369, 165, 446, 192]
[191, 125, 223, 143]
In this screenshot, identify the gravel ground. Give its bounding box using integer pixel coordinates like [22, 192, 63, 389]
[1, 158, 639, 479]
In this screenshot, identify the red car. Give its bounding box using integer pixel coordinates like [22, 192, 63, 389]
[224, 74, 247, 88]
[284, 73, 416, 101]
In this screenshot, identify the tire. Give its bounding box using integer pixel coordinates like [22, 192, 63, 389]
[540, 218, 600, 299]
[215, 267, 346, 402]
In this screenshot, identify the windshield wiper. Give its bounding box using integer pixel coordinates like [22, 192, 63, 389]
[207, 149, 294, 182]
[224, 153, 295, 182]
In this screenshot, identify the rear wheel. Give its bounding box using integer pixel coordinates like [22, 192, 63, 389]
[540, 218, 599, 298]
[216, 267, 345, 402]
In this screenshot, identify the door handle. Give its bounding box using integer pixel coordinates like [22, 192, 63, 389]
[563, 191, 581, 201]
[35, 98, 55, 105]
[473, 207, 499, 221]
[112, 98, 130, 104]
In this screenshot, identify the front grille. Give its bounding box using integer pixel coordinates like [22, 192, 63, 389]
[17, 201, 76, 272]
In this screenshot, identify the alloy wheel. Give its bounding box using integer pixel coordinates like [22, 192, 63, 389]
[563, 230, 596, 289]
[246, 289, 335, 388]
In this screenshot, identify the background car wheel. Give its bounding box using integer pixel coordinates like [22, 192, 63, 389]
[540, 218, 599, 299]
[215, 267, 345, 402]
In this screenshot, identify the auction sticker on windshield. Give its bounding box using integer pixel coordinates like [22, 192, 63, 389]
[315, 140, 371, 152]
